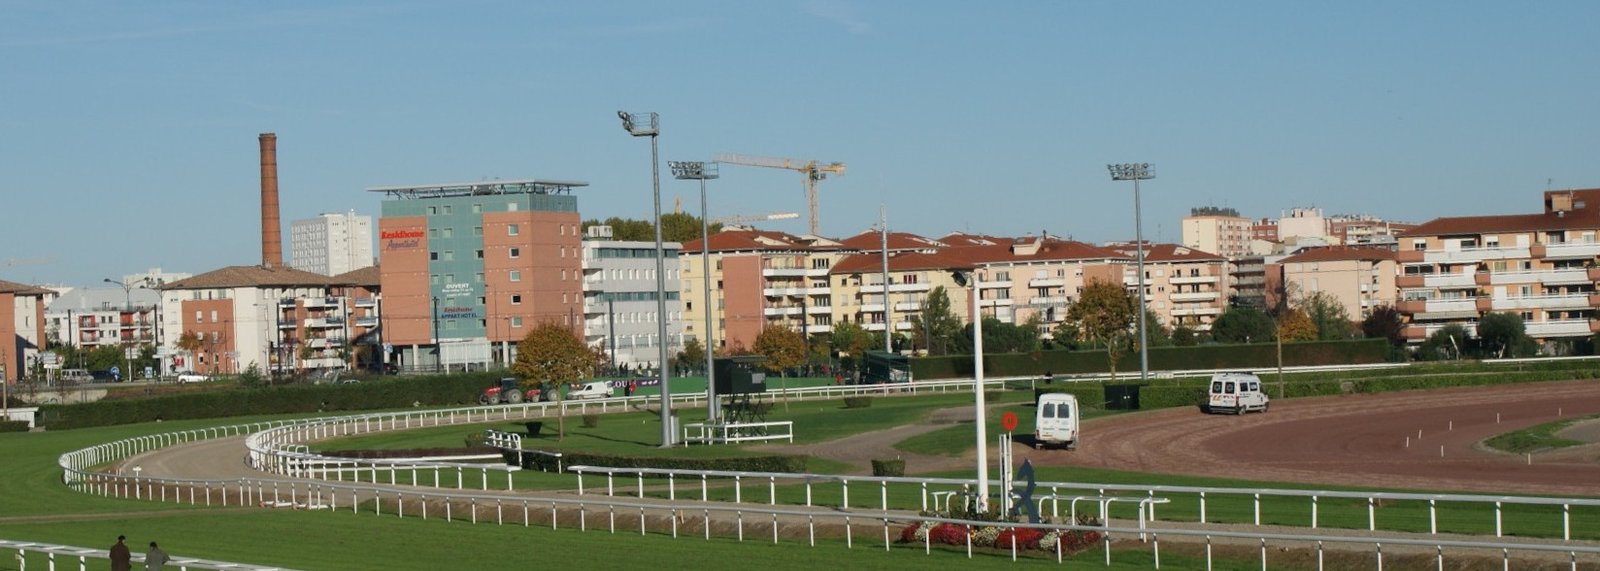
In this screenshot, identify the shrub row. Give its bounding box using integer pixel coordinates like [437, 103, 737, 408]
[36, 371, 507, 430]
[871, 458, 905, 477]
[842, 397, 873, 409]
[513, 449, 807, 474]
[1032, 365, 1595, 413]
[912, 339, 1390, 380]
[0, 420, 29, 433]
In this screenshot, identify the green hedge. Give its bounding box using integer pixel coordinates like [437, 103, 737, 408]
[36, 372, 506, 430]
[842, 397, 873, 409]
[912, 339, 1390, 380]
[514, 449, 807, 474]
[1032, 385, 1106, 409]
[871, 458, 905, 477]
[0, 420, 29, 433]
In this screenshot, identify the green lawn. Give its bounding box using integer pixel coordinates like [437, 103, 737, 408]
[1483, 413, 1600, 454]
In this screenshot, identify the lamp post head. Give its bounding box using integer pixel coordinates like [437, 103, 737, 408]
[949, 270, 970, 288]
[1108, 162, 1155, 181]
[617, 111, 659, 137]
[669, 160, 719, 181]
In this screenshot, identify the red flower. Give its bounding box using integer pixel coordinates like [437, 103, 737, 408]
[899, 522, 921, 543]
[929, 523, 969, 545]
[996, 527, 1045, 550]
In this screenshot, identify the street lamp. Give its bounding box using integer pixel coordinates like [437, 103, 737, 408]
[619, 110, 676, 447]
[1108, 163, 1155, 383]
[103, 278, 136, 382]
[949, 269, 989, 514]
[670, 159, 721, 424]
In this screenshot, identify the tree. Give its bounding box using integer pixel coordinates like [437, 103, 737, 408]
[1419, 323, 1469, 360]
[1361, 305, 1406, 346]
[1477, 312, 1530, 358]
[910, 286, 962, 355]
[967, 317, 1041, 354]
[676, 337, 706, 375]
[1297, 291, 1355, 340]
[753, 325, 807, 409]
[1139, 309, 1173, 348]
[828, 321, 875, 372]
[1211, 307, 1275, 344]
[1171, 325, 1198, 346]
[1276, 309, 1317, 342]
[1063, 280, 1138, 380]
[511, 322, 603, 439]
[581, 215, 722, 244]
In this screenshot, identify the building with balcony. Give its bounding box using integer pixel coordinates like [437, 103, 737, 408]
[372, 179, 586, 371]
[159, 265, 340, 375]
[44, 287, 160, 353]
[679, 228, 841, 352]
[1, 279, 49, 383]
[1278, 246, 1398, 320]
[290, 210, 375, 276]
[1396, 188, 1600, 345]
[1106, 243, 1229, 331]
[1182, 206, 1253, 259]
[581, 226, 682, 373]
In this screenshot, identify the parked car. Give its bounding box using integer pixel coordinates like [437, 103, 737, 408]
[60, 369, 93, 383]
[568, 381, 613, 400]
[176, 371, 209, 384]
[90, 370, 115, 383]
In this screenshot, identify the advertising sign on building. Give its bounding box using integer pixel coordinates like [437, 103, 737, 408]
[380, 228, 424, 251]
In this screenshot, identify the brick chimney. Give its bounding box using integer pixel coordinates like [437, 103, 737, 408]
[259, 132, 282, 268]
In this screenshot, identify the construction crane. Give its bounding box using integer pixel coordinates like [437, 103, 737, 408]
[713, 153, 845, 236]
[712, 212, 801, 227]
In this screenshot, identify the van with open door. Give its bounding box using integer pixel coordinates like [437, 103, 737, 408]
[1033, 393, 1079, 449]
[1207, 372, 1269, 414]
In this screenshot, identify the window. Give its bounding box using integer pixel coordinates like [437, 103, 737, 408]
[509, 247, 520, 259]
[210, 310, 218, 323]
[441, 228, 453, 238]
[429, 252, 439, 261]
[507, 224, 520, 236]
[507, 202, 519, 212]
[474, 226, 483, 236]
[472, 204, 482, 213]
[194, 311, 202, 324]
[427, 206, 437, 215]
[442, 250, 454, 261]
[475, 250, 484, 259]
[474, 272, 484, 282]
[511, 295, 522, 305]
[511, 317, 523, 327]
[509, 271, 521, 282]
[428, 228, 439, 238]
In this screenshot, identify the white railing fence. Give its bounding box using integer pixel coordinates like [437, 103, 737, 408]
[0, 538, 301, 571]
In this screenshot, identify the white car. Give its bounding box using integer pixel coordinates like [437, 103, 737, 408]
[176, 372, 209, 384]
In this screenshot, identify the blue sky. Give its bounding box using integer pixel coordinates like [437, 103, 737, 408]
[4, 1, 1599, 286]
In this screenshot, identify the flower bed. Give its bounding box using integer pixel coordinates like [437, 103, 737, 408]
[898, 520, 1100, 556]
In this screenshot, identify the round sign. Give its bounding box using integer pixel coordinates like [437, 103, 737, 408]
[1000, 411, 1018, 432]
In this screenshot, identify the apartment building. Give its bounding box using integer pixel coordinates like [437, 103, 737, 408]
[1, 280, 49, 382]
[678, 229, 842, 351]
[373, 179, 585, 371]
[581, 226, 682, 372]
[1181, 207, 1254, 258]
[290, 211, 375, 276]
[1107, 243, 1229, 331]
[44, 287, 160, 352]
[158, 265, 340, 375]
[1397, 189, 1600, 344]
[1278, 246, 1398, 320]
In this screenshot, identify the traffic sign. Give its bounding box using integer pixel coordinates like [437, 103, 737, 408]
[1000, 411, 1018, 432]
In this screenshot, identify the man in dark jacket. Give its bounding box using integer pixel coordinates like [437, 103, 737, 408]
[110, 535, 131, 571]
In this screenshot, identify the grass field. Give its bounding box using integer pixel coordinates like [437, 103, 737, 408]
[4, 385, 1596, 569]
[1483, 413, 1600, 454]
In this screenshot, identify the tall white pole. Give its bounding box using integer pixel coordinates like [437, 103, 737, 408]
[699, 176, 716, 423]
[648, 133, 674, 447]
[972, 273, 989, 513]
[880, 206, 891, 353]
[1134, 177, 1148, 383]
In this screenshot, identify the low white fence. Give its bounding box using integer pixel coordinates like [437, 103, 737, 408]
[0, 538, 302, 570]
[681, 421, 794, 445]
[565, 466, 1600, 541]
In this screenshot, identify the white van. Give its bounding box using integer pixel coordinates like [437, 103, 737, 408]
[1207, 373, 1269, 414]
[568, 381, 613, 400]
[1033, 393, 1079, 450]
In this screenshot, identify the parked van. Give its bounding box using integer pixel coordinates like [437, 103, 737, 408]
[1033, 393, 1079, 450]
[568, 381, 613, 400]
[1207, 373, 1269, 414]
[60, 369, 92, 383]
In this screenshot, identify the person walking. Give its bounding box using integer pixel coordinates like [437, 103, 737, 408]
[109, 535, 131, 571]
[144, 541, 170, 571]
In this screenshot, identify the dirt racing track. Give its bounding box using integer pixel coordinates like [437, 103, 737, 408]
[1044, 380, 1600, 496]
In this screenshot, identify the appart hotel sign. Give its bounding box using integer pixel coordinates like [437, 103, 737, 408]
[381, 229, 424, 251]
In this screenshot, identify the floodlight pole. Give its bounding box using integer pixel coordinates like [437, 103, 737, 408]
[671, 160, 720, 424]
[620, 111, 675, 447]
[1108, 163, 1154, 383]
[953, 269, 990, 514]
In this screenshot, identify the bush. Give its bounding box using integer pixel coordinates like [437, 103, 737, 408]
[928, 523, 969, 545]
[870, 458, 905, 477]
[0, 420, 29, 433]
[38, 370, 506, 429]
[995, 527, 1045, 550]
[842, 396, 872, 409]
[581, 414, 600, 428]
